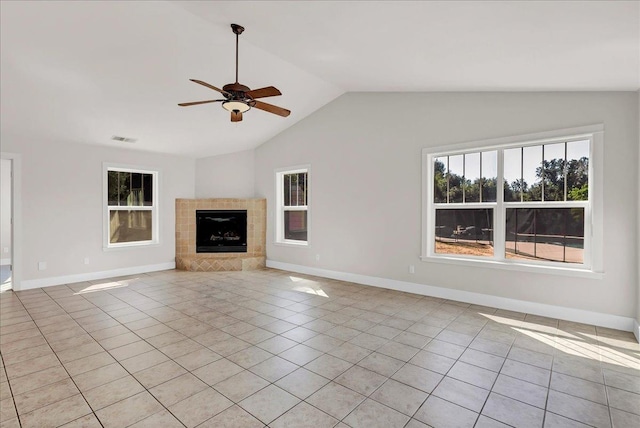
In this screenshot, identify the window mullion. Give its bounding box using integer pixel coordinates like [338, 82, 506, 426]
[479, 153, 483, 203]
[520, 147, 524, 202]
[109, 206, 152, 211]
[446, 156, 450, 204]
[462, 154, 466, 204]
[541, 145, 545, 202]
[564, 142, 568, 201]
[494, 149, 506, 261]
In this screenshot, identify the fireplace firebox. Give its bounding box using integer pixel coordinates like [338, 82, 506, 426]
[196, 210, 247, 253]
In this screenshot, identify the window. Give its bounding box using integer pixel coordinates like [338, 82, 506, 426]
[275, 166, 309, 245]
[104, 164, 158, 248]
[423, 125, 603, 273]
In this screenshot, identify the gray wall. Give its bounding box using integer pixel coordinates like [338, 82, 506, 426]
[255, 92, 639, 319]
[1, 137, 195, 285]
[196, 149, 255, 198]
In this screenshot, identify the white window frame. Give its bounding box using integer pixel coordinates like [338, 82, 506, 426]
[421, 125, 604, 278]
[103, 163, 159, 250]
[275, 165, 310, 247]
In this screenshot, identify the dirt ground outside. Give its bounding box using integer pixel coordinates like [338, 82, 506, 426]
[435, 239, 583, 264]
[435, 240, 494, 257]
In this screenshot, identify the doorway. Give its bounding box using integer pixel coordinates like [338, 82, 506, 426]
[1, 158, 12, 291]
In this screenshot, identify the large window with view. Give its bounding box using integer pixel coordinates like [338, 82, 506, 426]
[104, 165, 158, 248]
[275, 167, 309, 245]
[424, 127, 600, 272]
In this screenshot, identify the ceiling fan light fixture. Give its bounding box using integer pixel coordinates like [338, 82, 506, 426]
[222, 100, 250, 113]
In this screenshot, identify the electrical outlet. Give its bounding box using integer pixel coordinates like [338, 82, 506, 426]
[315, 254, 320, 261]
[38, 261, 47, 271]
[3, 247, 8, 254]
[409, 265, 415, 274]
[84, 257, 90, 265]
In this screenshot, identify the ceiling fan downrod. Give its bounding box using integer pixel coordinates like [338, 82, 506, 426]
[231, 24, 244, 84]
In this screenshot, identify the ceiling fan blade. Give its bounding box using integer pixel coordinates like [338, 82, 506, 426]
[245, 86, 282, 99]
[189, 79, 230, 96]
[252, 100, 291, 117]
[231, 110, 243, 122]
[178, 99, 224, 107]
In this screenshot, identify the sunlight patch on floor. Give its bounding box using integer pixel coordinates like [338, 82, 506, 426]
[292, 286, 329, 298]
[287, 276, 329, 297]
[554, 336, 601, 360]
[75, 281, 129, 294]
[599, 345, 640, 368]
[477, 312, 633, 366]
[288, 276, 308, 282]
[480, 313, 522, 328]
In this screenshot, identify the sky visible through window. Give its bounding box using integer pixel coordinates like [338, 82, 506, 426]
[436, 153, 498, 181]
[503, 139, 589, 187]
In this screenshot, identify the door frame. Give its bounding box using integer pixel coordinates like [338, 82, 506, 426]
[1, 152, 21, 291]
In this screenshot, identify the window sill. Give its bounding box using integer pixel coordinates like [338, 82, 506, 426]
[103, 241, 160, 251]
[420, 255, 604, 279]
[274, 241, 309, 248]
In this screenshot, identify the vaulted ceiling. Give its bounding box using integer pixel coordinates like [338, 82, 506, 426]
[1, 1, 638, 158]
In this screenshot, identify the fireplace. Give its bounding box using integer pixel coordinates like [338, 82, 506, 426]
[176, 199, 265, 272]
[196, 210, 247, 253]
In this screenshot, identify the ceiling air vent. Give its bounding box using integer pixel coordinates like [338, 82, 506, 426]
[111, 135, 137, 143]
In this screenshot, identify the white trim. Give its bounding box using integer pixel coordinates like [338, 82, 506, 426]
[1, 152, 21, 291]
[426, 124, 604, 156]
[590, 130, 604, 273]
[634, 319, 640, 343]
[19, 262, 175, 290]
[102, 241, 161, 252]
[0, 258, 11, 265]
[274, 165, 310, 175]
[420, 255, 603, 279]
[274, 241, 309, 248]
[266, 260, 633, 333]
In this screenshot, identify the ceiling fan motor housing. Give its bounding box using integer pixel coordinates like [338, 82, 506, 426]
[222, 82, 252, 100]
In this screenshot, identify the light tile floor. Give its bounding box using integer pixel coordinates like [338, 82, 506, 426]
[1, 269, 639, 428]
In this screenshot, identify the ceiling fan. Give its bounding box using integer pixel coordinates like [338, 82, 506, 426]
[179, 24, 291, 122]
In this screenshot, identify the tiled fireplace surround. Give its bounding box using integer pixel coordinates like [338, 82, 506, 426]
[175, 198, 266, 271]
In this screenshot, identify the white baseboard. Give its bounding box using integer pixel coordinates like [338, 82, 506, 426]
[17, 262, 176, 291]
[0, 258, 11, 265]
[634, 319, 640, 343]
[267, 260, 635, 333]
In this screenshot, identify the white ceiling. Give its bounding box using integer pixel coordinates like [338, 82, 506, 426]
[1, 1, 638, 158]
